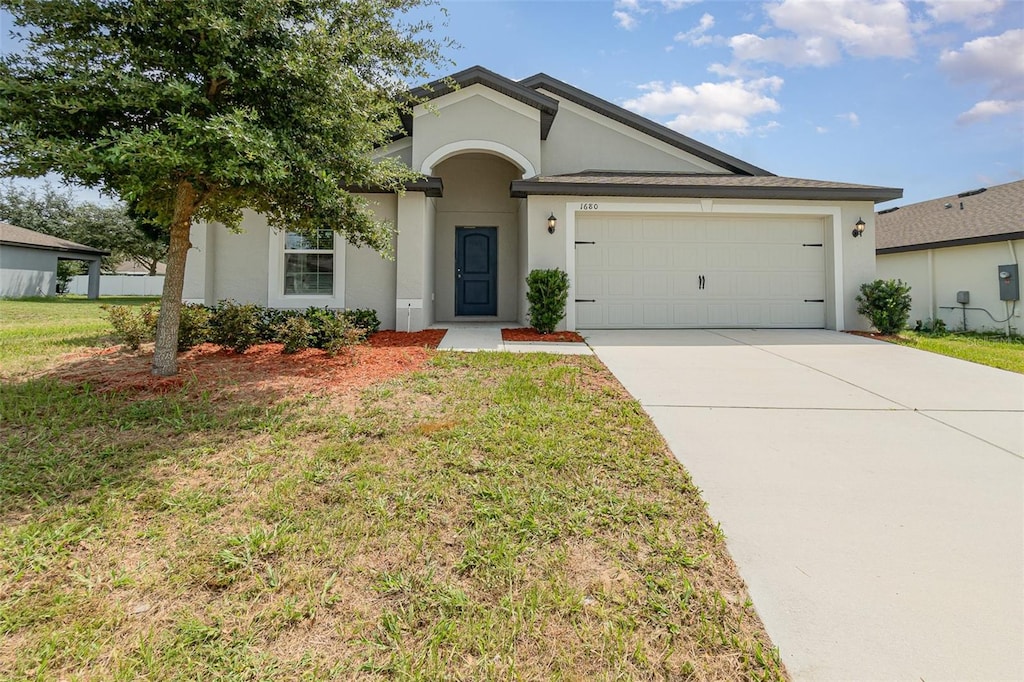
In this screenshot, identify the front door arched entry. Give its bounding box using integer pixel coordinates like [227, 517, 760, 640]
[455, 226, 497, 316]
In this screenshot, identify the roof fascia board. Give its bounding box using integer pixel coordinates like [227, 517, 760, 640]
[519, 73, 774, 177]
[0, 240, 109, 256]
[346, 177, 444, 198]
[877, 231, 1024, 254]
[405, 66, 559, 139]
[414, 83, 542, 123]
[510, 181, 903, 202]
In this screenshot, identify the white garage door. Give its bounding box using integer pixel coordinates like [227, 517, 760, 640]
[575, 214, 827, 328]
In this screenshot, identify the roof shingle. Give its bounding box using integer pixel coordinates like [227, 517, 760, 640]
[510, 171, 902, 202]
[0, 222, 109, 256]
[876, 180, 1024, 253]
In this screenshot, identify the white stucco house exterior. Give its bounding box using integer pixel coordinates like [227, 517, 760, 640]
[876, 179, 1023, 333]
[183, 66, 902, 332]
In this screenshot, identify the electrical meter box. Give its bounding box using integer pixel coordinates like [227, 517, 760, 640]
[998, 264, 1019, 301]
[956, 290, 970, 304]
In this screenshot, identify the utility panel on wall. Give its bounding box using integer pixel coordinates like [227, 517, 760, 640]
[998, 264, 1019, 301]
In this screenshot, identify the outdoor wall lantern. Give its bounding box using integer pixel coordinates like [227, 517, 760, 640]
[547, 213, 557, 234]
[852, 217, 866, 238]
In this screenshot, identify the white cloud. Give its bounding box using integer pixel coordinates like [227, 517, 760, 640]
[613, 0, 649, 30]
[923, 0, 1005, 30]
[837, 111, 860, 126]
[939, 29, 1024, 97]
[815, 126, 829, 133]
[613, 0, 699, 30]
[730, 33, 841, 66]
[660, 0, 701, 9]
[956, 99, 1024, 125]
[623, 77, 784, 135]
[729, 0, 917, 67]
[675, 13, 715, 46]
[941, 29, 1024, 125]
[613, 10, 638, 30]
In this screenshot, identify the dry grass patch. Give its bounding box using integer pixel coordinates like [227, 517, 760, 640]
[1, 348, 785, 680]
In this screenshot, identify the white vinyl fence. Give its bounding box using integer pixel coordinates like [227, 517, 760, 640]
[68, 274, 165, 296]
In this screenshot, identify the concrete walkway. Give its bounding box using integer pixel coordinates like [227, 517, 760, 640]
[586, 329, 1023, 681]
[435, 323, 593, 355]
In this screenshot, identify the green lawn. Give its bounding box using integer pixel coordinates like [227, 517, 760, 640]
[0, 302, 785, 680]
[893, 331, 1024, 374]
[0, 296, 159, 377]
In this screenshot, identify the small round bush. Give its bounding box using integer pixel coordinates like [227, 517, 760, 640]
[209, 300, 262, 353]
[102, 302, 158, 350]
[177, 303, 212, 351]
[856, 279, 913, 335]
[275, 316, 315, 354]
[526, 268, 570, 334]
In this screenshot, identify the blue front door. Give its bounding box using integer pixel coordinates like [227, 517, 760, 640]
[455, 226, 498, 316]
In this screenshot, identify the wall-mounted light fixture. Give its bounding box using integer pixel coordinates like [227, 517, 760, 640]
[852, 217, 866, 238]
[547, 213, 557, 234]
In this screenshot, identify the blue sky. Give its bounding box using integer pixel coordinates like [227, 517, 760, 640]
[420, 0, 1023, 207]
[3, 0, 1023, 209]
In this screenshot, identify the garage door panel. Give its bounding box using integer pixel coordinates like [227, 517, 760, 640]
[673, 303, 700, 325]
[643, 246, 670, 268]
[707, 303, 737, 326]
[607, 303, 636, 326]
[576, 215, 826, 329]
[605, 273, 635, 297]
[643, 273, 670, 297]
[643, 303, 670, 326]
[736, 303, 764, 326]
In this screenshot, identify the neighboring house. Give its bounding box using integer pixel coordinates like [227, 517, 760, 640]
[183, 66, 901, 331]
[876, 180, 1023, 332]
[0, 221, 108, 299]
[115, 260, 167, 275]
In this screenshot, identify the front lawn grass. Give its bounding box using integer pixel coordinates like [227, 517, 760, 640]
[0, 317, 785, 678]
[0, 296, 159, 376]
[893, 330, 1024, 374]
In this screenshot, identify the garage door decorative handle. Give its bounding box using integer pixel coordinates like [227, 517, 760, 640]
[698, 275, 706, 290]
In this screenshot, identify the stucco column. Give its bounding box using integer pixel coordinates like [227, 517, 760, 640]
[395, 192, 428, 331]
[86, 258, 101, 299]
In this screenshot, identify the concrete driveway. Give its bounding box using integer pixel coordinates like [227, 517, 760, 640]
[586, 329, 1023, 681]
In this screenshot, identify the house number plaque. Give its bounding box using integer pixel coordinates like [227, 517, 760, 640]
[579, 203, 599, 210]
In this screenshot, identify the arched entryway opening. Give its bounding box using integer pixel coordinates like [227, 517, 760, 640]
[432, 152, 524, 322]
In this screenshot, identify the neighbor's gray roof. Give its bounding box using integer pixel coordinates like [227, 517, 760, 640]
[510, 172, 903, 202]
[0, 221, 109, 255]
[876, 179, 1024, 253]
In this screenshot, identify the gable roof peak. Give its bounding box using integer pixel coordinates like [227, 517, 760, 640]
[404, 66, 559, 139]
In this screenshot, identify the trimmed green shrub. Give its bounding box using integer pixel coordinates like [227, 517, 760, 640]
[856, 279, 913, 335]
[275, 316, 315, 354]
[322, 316, 365, 357]
[256, 307, 297, 342]
[209, 300, 262, 353]
[102, 302, 159, 350]
[341, 308, 381, 335]
[177, 303, 212, 351]
[526, 268, 570, 334]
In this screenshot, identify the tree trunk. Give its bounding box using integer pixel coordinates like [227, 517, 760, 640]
[152, 181, 198, 376]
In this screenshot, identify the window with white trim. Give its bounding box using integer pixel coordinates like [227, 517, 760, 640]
[283, 228, 334, 296]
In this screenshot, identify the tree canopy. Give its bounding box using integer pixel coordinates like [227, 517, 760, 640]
[0, 0, 451, 374]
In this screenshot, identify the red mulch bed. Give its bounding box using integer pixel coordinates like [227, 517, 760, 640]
[501, 328, 586, 343]
[49, 330, 447, 398]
